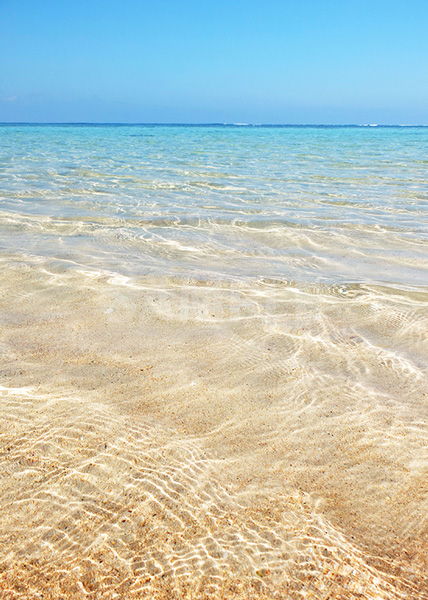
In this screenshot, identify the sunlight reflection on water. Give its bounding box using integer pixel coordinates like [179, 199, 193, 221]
[1, 125, 428, 598]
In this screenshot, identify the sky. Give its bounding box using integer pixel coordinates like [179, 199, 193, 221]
[1, 0, 427, 124]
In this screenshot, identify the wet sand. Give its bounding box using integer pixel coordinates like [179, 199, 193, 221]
[1, 256, 428, 599]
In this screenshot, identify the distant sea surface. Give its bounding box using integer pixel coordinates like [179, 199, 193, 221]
[1, 124, 428, 286]
[1, 125, 428, 599]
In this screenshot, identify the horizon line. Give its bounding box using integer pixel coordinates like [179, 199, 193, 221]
[1, 122, 428, 128]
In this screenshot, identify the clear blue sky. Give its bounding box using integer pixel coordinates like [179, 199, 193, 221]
[1, 0, 427, 124]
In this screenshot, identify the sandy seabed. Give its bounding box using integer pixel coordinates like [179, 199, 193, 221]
[1, 256, 428, 599]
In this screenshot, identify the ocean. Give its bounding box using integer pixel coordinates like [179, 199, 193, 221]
[1, 124, 428, 598]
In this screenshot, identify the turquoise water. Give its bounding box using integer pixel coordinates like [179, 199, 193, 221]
[1, 124, 428, 286]
[1, 125, 428, 598]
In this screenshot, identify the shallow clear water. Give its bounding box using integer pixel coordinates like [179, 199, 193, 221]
[1, 125, 428, 598]
[2, 124, 428, 286]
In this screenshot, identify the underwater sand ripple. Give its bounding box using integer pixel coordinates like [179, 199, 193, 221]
[1, 260, 428, 598]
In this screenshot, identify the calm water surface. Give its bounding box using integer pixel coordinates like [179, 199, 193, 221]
[1, 125, 428, 599]
[1, 124, 428, 285]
